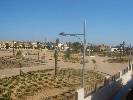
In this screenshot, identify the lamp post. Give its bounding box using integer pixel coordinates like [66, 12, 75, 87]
[59, 20, 86, 87]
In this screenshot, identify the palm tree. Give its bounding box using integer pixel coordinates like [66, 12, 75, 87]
[118, 44, 123, 60]
[37, 41, 42, 61]
[54, 38, 59, 75]
[122, 41, 125, 56]
[13, 41, 15, 56]
[118, 41, 126, 60]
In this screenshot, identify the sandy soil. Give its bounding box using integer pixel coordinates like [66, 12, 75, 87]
[0, 50, 129, 78]
[0, 50, 130, 100]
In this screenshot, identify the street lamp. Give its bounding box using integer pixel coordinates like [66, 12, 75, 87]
[59, 20, 86, 88]
[59, 32, 84, 36]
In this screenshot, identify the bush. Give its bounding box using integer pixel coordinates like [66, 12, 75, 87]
[16, 50, 23, 58]
[91, 59, 96, 64]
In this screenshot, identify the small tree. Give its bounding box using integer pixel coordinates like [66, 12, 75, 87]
[13, 41, 15, 55]
[70, 42, 81, 53]
[92, 59, 97, 70]
[22, 43, 25, 49]
[54, 38, 59, 75]
[16, 50, 23, 59]
[5, 43, 10, 49]
[19, 63, 23, 76]
[15, 42, 19, 49]
[122, 41, 125, 56]
[2, 90, 12, 100]
[64, 49, 71, 60]
[54, 49, 58, 75]
[37, 42, 41, 61]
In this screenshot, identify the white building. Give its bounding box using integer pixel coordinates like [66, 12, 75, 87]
[110, 47, 119, 52]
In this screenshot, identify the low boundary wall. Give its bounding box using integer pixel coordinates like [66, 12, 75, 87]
[76, 64, 133, 100]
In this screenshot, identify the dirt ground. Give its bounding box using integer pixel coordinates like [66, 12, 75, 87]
[0, 49, 129, 100]
[0, 50, 129, 78]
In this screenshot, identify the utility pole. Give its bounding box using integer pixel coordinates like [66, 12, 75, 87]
[37, 42, 40, 61]
[81, 20, 86, 88]
[59, 20, 86, 88]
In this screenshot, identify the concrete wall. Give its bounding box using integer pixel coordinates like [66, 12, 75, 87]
[85, 79, 122, 100]
[76, 65, 133, 100]
[120, 67, 132, 85]
[76, 88, 84, 100]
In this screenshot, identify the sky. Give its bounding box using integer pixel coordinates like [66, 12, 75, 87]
[0, 0, 133, 45]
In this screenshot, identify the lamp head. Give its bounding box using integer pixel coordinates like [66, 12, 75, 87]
[59, 32, 66, 36]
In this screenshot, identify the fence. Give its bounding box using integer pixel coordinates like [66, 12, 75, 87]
[76, 64, 133, 100]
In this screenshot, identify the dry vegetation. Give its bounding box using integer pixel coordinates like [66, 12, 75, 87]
[0, 56, 47, 70]
[106, 57, 129, 63]
[0, 68, 105, 100]
[0, 56, 28, 69]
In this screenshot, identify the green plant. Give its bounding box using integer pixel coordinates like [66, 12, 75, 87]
[64, 49, 71, 60]
[91, 59, 97, 70]
[1, 90, 12, 100]
[16, 50, 23, 58]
